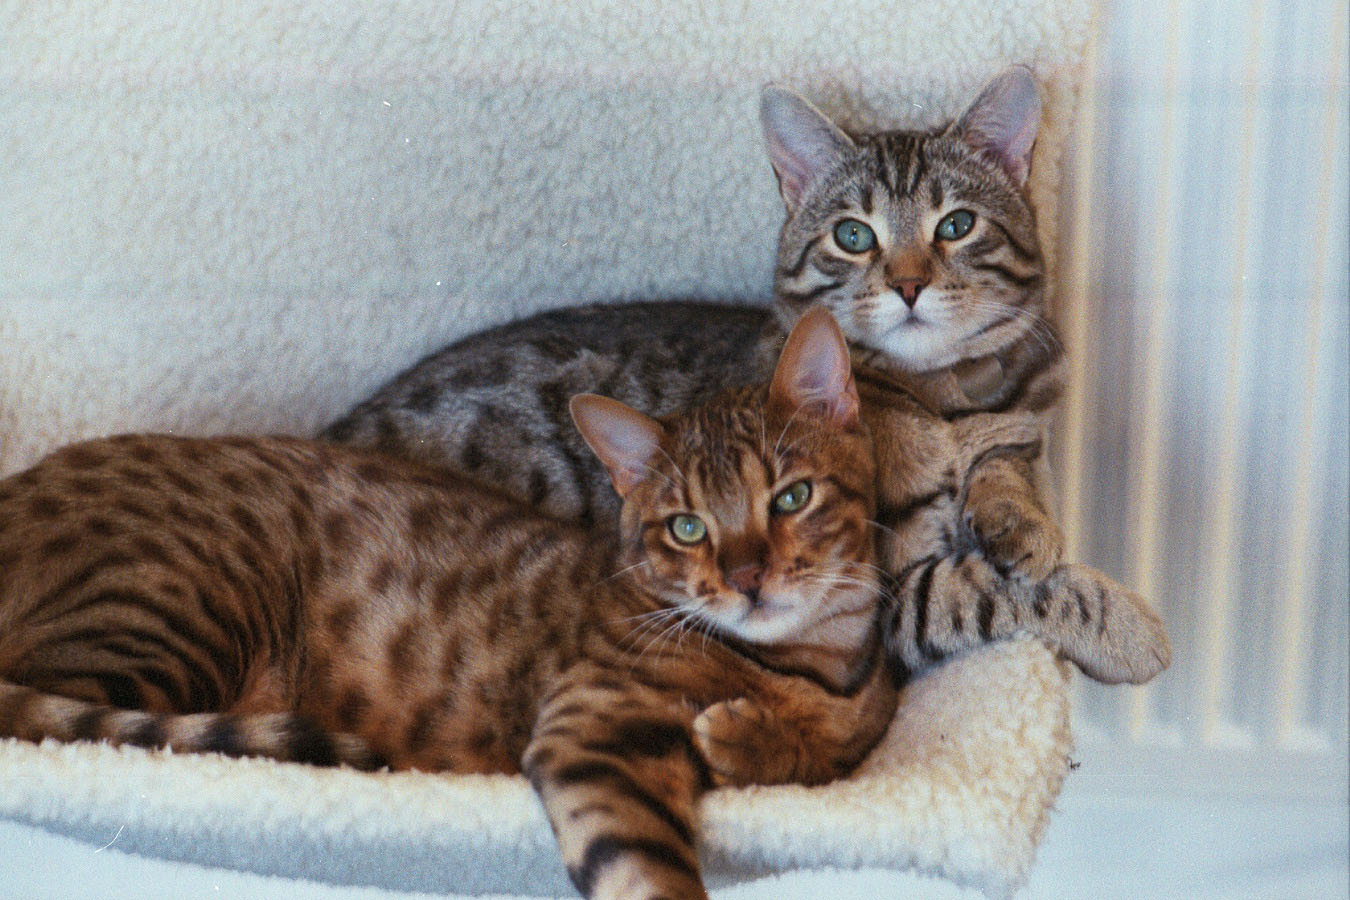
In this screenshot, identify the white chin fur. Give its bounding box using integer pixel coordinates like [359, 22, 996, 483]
[730, 604, 811, 644]
[839, 291, 978, 372]
[868, 323, 962, 371]
[722, 583, 873, 646]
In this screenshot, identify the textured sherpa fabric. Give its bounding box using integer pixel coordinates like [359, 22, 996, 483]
[0, 640, 1071, 899]
[0, 1, 1092, 896]
[0, 0, 1094, 473]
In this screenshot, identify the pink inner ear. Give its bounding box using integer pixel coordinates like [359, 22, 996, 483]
[957, 66, 1041, 185]
[770, 308, 860, 426]
[760, 85, 854, 207]
[569, 394, 664, 497]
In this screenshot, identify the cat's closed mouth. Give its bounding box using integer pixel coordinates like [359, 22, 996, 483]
[744, 597, 787, 617]
[876, 314, 931, 342]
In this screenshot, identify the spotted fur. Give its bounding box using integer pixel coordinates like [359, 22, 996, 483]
[0, 311, 906, 900]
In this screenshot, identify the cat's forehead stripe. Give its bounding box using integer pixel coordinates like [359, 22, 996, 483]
[665, 405, 778, 508]
[862, 131, 927, 201]
[929, 179, 944, 210]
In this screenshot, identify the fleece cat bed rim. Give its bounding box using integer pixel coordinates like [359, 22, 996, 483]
[0, 637, 1070, 899]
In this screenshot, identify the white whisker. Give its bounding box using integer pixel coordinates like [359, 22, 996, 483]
[651, 445, 689, 487]
[865, 518, 899, 538]
[603, 560, 651, 582]
[960, 298, 1061, 358]
[771, 402, 815, 471]
[797, 570, 897, 606]
[620, 607, 683, 647]
[628, 607, 693, 667]
[635, 460, 682, 492]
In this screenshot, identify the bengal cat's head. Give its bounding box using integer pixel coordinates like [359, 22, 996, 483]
[762, 66, 1047, 373]
[571, 308, 877, 646]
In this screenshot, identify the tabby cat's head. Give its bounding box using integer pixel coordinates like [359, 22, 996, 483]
[571, 308, 877, 646]
[762, 66, 1046, 373]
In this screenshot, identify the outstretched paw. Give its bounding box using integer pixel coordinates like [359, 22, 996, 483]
[1050, 565, 1171, 685]
[693, 697, 793, 788]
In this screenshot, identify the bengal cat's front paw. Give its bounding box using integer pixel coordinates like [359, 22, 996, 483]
[692, 698, 793, 788]
[967, 499, 1064, 582]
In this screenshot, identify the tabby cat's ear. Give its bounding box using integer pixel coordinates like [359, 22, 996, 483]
[768, 307, 859, 427]
[760, 84, 855, 209]
[950, 64, 1041, 187]
[570, 394, 666, 498]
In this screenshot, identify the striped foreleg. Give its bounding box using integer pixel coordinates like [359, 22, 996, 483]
[961, 452, 1063, 581]
[884, 558, 1170, 685]
[523, 678, 709, 900]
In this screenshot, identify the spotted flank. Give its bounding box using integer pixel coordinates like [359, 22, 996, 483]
[0, 310, 899, 900]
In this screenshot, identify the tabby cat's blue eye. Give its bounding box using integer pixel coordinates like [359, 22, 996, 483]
[772, 480, 812, 514]
[833, 219, 876, 253]
[668, 514, 707, 545]
[935, 209, 976, 241]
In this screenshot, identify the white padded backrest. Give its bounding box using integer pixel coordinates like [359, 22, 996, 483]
[0, 1, 1092, 474]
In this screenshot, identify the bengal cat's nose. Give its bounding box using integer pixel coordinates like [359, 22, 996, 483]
[727, 563, 766, 602]
[892, 277, 928, 308]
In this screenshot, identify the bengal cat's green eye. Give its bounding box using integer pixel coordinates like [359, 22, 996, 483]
[668, 514, 707, 545]
[772, 480, 812, 514]
[833, 219, 876, 253]
[935, 209, 976, 241]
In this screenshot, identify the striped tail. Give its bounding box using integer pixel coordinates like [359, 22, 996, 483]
[0, 681, 386, 770]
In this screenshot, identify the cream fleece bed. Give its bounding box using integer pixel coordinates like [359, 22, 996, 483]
[1, 641, 1070, 898]
[0, 1, 1095, 896]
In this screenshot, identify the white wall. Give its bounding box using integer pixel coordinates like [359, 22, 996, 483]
[1054, 0, 1349, 799]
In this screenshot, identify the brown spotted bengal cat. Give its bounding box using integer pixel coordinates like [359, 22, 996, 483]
[0, 309, 1072, 900]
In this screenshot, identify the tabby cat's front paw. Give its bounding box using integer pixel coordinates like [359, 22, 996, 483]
[967, 499, 1064, 582]
[692, 698, 793, 788]
[1051, 564, 1171, 685]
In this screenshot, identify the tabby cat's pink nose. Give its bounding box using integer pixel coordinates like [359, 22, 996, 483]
[894, 278, 927, 307]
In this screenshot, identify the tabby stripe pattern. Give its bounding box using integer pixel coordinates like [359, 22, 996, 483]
[883, 559, 1166, 685]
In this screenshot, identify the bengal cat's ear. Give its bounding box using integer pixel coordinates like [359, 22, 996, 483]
[570, 393, 666, 498]
[768, 307, 859, 427]
[949, 64, 1041, 187]
[760, 84, 855, 209]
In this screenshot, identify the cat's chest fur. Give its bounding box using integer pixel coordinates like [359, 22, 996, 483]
[757, 318, 1063, 420]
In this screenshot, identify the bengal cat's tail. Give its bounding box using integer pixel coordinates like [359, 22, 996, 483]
[0, 681, 386, 770]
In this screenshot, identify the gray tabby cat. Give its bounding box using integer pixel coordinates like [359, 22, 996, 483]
[324, 67, 1169, 686]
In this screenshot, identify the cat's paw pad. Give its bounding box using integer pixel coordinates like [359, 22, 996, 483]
[693, 698, 785, 787]
[967, 500, 1064, 582]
